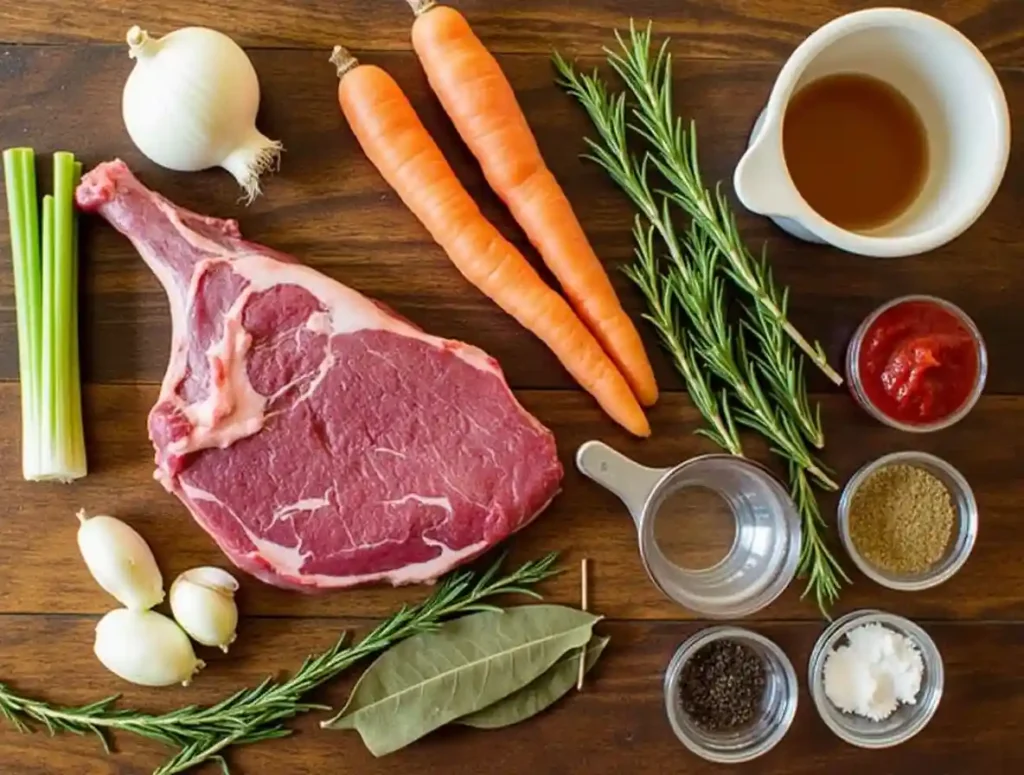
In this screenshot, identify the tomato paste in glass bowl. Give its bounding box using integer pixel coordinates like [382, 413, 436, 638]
[846, 295, 987, 432]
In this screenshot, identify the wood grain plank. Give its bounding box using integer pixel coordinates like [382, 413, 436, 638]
[0, 617, 1019, 774]
[0, 49, 1021, 391]
[0, 385, 1020, 622]
[0, 0, 1020, 65]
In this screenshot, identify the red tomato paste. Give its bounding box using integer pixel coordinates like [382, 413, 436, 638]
[858, 300, 979, 425]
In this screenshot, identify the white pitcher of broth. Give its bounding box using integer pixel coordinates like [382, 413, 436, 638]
[733, 8, 1010, 258]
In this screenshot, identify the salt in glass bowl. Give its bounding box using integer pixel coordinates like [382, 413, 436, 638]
[809, 609, 943, 748]
[664, 626, 797, 763]
[837, 450, 977, 591]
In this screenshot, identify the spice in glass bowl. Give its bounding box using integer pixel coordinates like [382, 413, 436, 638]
[847, 463, 955, 574]
[678, 639, 767, 731]
[823, 622, 924, 721]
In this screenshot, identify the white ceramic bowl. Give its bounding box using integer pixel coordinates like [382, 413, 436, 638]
[734, 8, 1011, 256]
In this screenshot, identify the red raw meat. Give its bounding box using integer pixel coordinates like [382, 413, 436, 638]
[76, 161, 563, 590]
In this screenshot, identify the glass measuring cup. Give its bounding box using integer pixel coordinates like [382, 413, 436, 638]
[576, 441, 802, 618]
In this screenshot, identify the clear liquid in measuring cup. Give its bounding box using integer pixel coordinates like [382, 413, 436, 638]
[575, 441, 802, 617]
[653, 486, 737, 571]
[642, 460, 802, 616]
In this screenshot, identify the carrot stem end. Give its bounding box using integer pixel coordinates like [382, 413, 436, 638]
[407, 0, 437, 16]
[329, 45, 359, 78]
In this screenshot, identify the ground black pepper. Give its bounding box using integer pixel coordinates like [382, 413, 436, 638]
[678, 639, 766, 731]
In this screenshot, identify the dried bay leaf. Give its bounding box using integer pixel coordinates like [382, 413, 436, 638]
[322, 604, 599, 756]
[459, 634, 610, 729]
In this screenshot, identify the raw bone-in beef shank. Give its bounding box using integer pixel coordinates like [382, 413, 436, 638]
[76, 161, 563, 591]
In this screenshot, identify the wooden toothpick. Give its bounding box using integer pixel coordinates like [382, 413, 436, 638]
[577, 558, 589, 691]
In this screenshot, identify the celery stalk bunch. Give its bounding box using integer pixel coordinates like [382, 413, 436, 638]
[3, 148, 86, 481]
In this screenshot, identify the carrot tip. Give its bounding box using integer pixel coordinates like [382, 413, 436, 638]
[638, 387, 659, 408]
[329, 45, 359, 78]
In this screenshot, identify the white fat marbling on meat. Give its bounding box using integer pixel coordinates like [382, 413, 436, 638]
[383, 493, 454, 514]
[241, 536, 491, 588]
[180, 480, 490, 587]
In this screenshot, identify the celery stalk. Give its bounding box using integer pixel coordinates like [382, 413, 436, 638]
[50, 153, 87, 479]
[41, 195, 55, 472]
[3, 149, 42, 478]
[52, 152, 86, 479]
[70, 161, 84, 471]
[2, 148, 86, 481]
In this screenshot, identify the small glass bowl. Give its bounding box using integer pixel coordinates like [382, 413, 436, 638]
[838, 451, 978, 591]
[642, 455, 803, 619]
[809, 610, 943, 748]
[846, 294, 988, 433]
[664, 626, 797, 763]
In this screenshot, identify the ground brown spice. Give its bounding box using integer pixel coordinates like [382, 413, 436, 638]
[848, 463, 955, 573]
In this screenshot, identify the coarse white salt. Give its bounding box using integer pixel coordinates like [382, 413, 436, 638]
[823, 623, 924, 721]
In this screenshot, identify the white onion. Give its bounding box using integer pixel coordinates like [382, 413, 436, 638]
[121, 25, 282, 202]
[94, 609, 204, 687]
[76, 511, 164, 610]
[170, 567, 240, 652]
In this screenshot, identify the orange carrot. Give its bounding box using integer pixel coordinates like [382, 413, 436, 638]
[330, 46, 650, 438]
[405, 1, 659, 409]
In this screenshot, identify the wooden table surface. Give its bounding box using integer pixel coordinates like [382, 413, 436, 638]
[1, 1, 1022, 773]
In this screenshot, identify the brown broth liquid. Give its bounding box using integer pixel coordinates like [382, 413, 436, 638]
[782, 73, 929, 232]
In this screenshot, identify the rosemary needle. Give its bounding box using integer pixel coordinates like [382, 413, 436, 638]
[0, 553, 560, 774]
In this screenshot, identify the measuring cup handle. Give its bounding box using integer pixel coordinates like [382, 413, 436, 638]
[575, 441, 665, 527]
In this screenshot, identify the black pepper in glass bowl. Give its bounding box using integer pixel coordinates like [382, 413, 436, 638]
[679, 639, 767, 732]
[664, 627, 798, 764]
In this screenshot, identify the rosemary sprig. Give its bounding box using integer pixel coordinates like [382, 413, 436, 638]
[790, 465, 846, 611]
[625, 219, 743, 456]
[0, 553, 560, 774]
[554, 57, 833, 490]
[607, 26, 825, 448]
[675, 228, 834, 487]
[555, 46, 848, 613]
[678, 228, 849, 608]
[605, 22, 843, 400]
